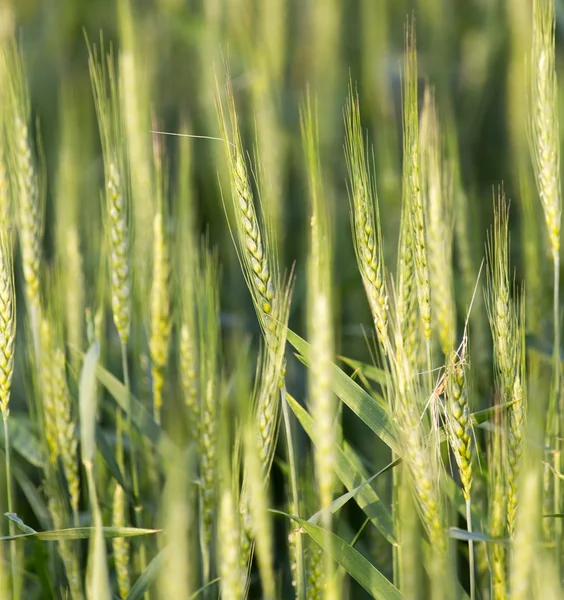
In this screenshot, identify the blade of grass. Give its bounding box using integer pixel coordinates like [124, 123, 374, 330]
[287, 393, 397, 544]
[307, 458, 400, 527]
[287, 329, 397, 453]
[0, 526, 159, 541]
[272, 510, 402, 600]
[127, 548, 166, 600]
[338, 356, 388, 387]
[447, 528, 509, 544]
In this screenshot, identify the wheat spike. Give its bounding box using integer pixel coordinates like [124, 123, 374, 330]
[216, 75, 278, 343]
[112, 484, 131, 599]
[446, 347, 473, 501]
[39, 318, 59, 465]
[403, 22, 431, 340]
[52, 347, 80, 521]
[530, 0, 561, 259]
[0, 234, 15, 418]
[345, 86, 390, 353]
[420, 86, 456, 354]
[88, 41, 131, 345]
[149, 208, 171, 422]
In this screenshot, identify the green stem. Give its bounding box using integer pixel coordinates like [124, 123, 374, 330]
[84, 461, 112, 597]
[121, 342, 147, 592]
[3, 413, 17, 597]
[116, 404, 124, 467]
[553, 254, 561, 570]
[281, 386, 305, 600]
[199, 506, 211, 588]
[121, 342, 139, 501]
[116, 402, 124, 477]
[392, 453, 402, 590]
[466, 497, 475, 600]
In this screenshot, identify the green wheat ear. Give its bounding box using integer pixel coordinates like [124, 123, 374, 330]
[2, 42, 44, 352]
[216, 65, 293, 489]
[485, 191, 517, 399]
[530, 0, 561, 260]
[446, 344, 472, 502]
[112, 483, 130, 600]
[345, 83, 390, 354]
[420, 86, 456, 356]
[88, 38, 131, 345]
[403, 20, 431, 342]
[506, 291, 526, 536]
[197, 244, 221, 583]
[216, 72, 279, 344]
[149, 136, 171, 424]
[0, 231, 15, 419]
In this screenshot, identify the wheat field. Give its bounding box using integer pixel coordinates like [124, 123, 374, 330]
[0, 0, 561, 598]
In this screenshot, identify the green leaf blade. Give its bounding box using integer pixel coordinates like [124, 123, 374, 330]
[275, 510, 402, 600]
[287, 329, 398, 453]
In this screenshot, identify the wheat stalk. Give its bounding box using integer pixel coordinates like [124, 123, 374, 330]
[118, 0, 153, 304]
[14, 112, 42, 315]
[0, 229, 15, 589]
[0, 233, 15, 419]
[179, 321, 199, 441]
[88, 41, 131, 345]
[39, 318, 59, 466]
[2, 43, 43, 357]
[175, 130, 200, 446]
[218, 482, 245, 600]
[51, 347, 80, 523]
[530, 0, 560, 260]
[198, 247, 220, 582]
[489, 424, 507, 600]
[149, 139, 171, 424]
[301, 96, 339, 600]
[217, 71, 297, 589]
[243, 405, 276, 599]
[420, 86, 456, 355]
[506, 293, 526, 536]
[396, 190, 419, 367]
[446, 346, 473, 501]
[112, 484, 131, 600]
[107, 160, 131, 344]
[485, 192, 516, 397]
[391, 337, 448, 586]
[216, 74, 278, 343]
[445, 339, 475, 599]
[530, 0, 562, 558]
[344, 86, 389, 353]
[403, 22, 431, 342]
